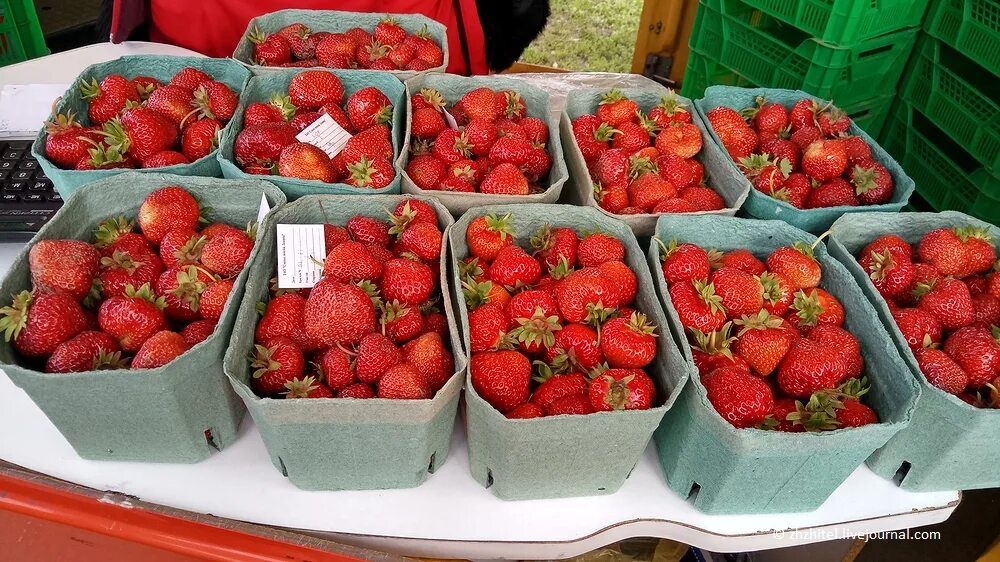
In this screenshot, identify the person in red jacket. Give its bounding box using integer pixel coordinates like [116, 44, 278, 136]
[102, 0, 550, 75]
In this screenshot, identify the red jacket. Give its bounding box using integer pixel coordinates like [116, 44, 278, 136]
[113, 0, 489, 75]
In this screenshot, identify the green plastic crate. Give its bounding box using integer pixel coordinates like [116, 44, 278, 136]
[690, 0, 919, 108]
[738, 0, 930, 46]
[926, 0, 1000, 78]
[0, 0, 48, 65]
[879, 101, 1000, 222]
[902, 34, 1000, 173]
[681, 51, 895, 138]
[829, 211, 1000, 492]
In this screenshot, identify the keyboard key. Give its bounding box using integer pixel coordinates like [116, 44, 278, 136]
[18, 159, 38, 170]
[5, 141, 31, 150]
[30, 180, 50, 191]
[23, 193, 43, 203]
[5, 181, 25, 192]
[3, 150, 23, 160]
[34, 168, 46, 179]
[0, 161, 15, 171]
[0, 171, 9, 181]
[0, 194, 19, 203]
[13, 170, 32, 181]
[47, 192, 62, 202]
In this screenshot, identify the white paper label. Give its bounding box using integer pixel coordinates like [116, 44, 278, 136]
[443, 108, 459, 129]
[256, 192, 270, 224]
[276, 224, 326, 289]
[295, 113, 353, 158]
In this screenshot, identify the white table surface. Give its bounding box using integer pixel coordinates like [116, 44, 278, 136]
[0, 43, 962, 561]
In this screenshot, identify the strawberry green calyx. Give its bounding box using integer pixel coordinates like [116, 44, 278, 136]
[532, 359, 559, 383]
[510, 307, 562, 350]
[125, 283, 167, 310]
[0, 291, 33, 342]
[364, 40, 390, 62]
[462, 278, 495, 309]
[45, 111, 82, 134]
[255, 300, 267, 316]
[657, 90, 688, 116]
[411, 138, 433, 156]
[732, 309, 782, 335]
[345, 157, 384, 188]
[99, 118, 132, 156]
[693, 279, 727, 316]
[911, 279, 936, 300]
[851, 165, 880, 195]
[585, 302, 616, 329]
[785, 396, 840, 432]
[706, 248, 725, 270]
[503, 91, 525, 119]
[250, 343, 281, 378]
[599, 89, 626, 106]
[529, 224, 554, 252]
[93, 348, 128, 370]
[689, 322, 735, 359]
[835, 376, 870, 400]
[626, 312, 658, 337]
[169, 266, 210, 311]
[596, 371, 637, 411]
[356, 280, 384, 311]
[866, 250, 897, 283]
[458, 257, 485, 282]
[418, 88, 446, 112]
[381, 299, 413, 333]
[372, 103, 393, 126]
[415, 23, 434, 41]
[547, 256, 575, 280]
[101, 250, 146, 275]
[387, 201, 419, 235]
[653, 237, 681, 262]
[93, 216, 135, 247]
[174, 233, 207, 265]
[758, 273, 784, 306]
[449, 131, 473, 158]
[483, 212, 514, 240]
[638, 112, 659, 135]
[79, 78, 102, 100]
[955, 225, 994, 244]
[628, 154, 657, 179]
[738, 95, 770, 121]
[592, 122, 617, 143]
[283, 375, 322, 398]
[83, 142, 128, 169]
[83, 278, 103, 310]
[267, 93, 297, 121]
[791, 289, 825, 327]
[248, 25, 269, 45]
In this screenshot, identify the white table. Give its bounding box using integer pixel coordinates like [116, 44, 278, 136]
[0, 42, 962, 561]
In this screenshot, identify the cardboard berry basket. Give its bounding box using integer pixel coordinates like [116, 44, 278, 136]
[0, 172, 286, 462]
[647, 214, 919, 514]
[829, 211, 1000, 492]
[448, 204, 691, 500]
[397, 74, 570, 217]
[693, 86, 915, 234]
[218, 68, 406, 200]
[222, 194, 466, 491]
[232, 9, 449, 80]
[30, 55, 252, 199]
[560, 87, 750, 237]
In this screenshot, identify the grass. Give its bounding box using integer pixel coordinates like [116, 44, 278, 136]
[520, 0, 644, 72]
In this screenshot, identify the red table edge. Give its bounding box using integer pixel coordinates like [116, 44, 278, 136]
[0, 460, 408, 562]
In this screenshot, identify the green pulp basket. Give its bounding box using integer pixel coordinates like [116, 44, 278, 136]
[689, 0, 918, 108]
[901, 33, 1000, 173]
[738, 0, 930, 46]
[0, 0, 48, 66]
[880, 101, 1000, 222]
[926, 0, 1000, 78]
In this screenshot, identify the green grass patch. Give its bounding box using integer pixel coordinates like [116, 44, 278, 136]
[520, 0, 643, 72]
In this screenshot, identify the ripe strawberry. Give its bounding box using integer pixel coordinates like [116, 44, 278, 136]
[321, 241, 381, 283]
[234, 122, 298, 167]
[100, 105, 178, 161]
[345, 156, 395, 189]
[807, 177, 859, 208]
[337, 382, 375, 399]
[98, 283, 167, 352]
[744, 96, 788, 138]
[468, 301, 509, 352]
[380, 300, 423, 343]
[777, 338, 848, 398]
[277, 143, 334, 182]
[470, 350, 531, 413]
[402, 332, 453, 391]
[790, 125, 822, 149]
[808, 324, 863, 377]
[45, 331, 122, 373]
[862, 234, 913, 263]
[627, 172, 676, 212]
[656, 152, 693, 189]
[488, 136, 534, 168]
[689, 323, 747, 376]
[543, 323, 603, 371]
[711, 266, 764, 317]
[600, 312, 657, 368]
[344, 215, 389, 246]
[891, 307, 942, 351]
[466, 213, 514, 261]
[658, 239, 710, 284]
[546, 392, 595, 415]
[311, 346, 354, 392]
[669, 279, 726, 332]
[377, 362, 432, 399]
[655, 123, 702, 159]
[595, 183, 630, 213]
[251, 336, 305, 396]
[918, 228, 969, 277]
[759, 271, 795, 316]
[706, 106, 757, 159]
[28, 239, 99, 301]
[852, 162, 894, 205]
[199, 278, 234, 321]
[411, 30, 444, 67]
[958, 227, 997, 275]
[680, 186, 725, 211]
[914, 347, 969, 395]
[155, 265, 209, 322]
[531, 372, 587, 411]
[829, 397, 878, 428]
[249, 26, 292, 65]
[99, 248, 164, 299]
[411, 107, 447, 141]
[788, 99, 819, 131]
[355, 332, 401, 384]
[759, 137, 801, 170]
[917, 278, 974, 330]
[943, 326, 1000, 387]
[572, 115, 615, 161]
[842, 136, 872, 166]
[0, 291, 87, 358]
[138, 186, 200, 245]
[80, 74, 140, 124]
[405, 154, 446, 190]
[131, 330, 189, 369]
[144, 84, 192, 126]
[860, 249, 914, 299]
[599, 261, 638, 308]
[180, 319, 216, 347]
[554, 268, 614, 324]
[764, 398, 804, 432]
[44, 113, 103, 168]
[596, 90, 639, 127]
[577, 233, 624, 267]
[315, 33, 357, 65]
[288, 70, 344, 109]
[973, 293, 1000, 327]
[522, 145, 552, 181]
[801, 139, 848, 181]
[280, 376, 334, 399]
[732, 310, 794, 376]
[382, 258, 434, 306]
[702, 366, 774, 427]
[817, 106, 851, 137]
[345, 86, 392, 131]
[303, 278, 377, 346]
[158, 229, 203, 269]
[201, 227, 253, 277]
[530, 225, 578, 270]
[589, 368, 656, 411]
[396, 221, 441, 262]
[244, 100, 288, 127]
[767, 242, 821, 290]
[487, 245, 540, 289]
[740, 153, 791, 195]
[787, 288, 845, 332]
[480, 163, 530, 195]
[459, 87, 501, 122]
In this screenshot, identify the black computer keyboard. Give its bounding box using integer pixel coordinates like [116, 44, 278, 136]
[0, 140, 62, 240]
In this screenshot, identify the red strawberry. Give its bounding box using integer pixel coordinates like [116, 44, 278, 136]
[545, 323, 604, 371]
[158, 229, 204, 269]
[201, 227, 253, 277]
[706, 106, 757, 159]
[251, 336, 305, 396]
[808, 324, 863, 378]
[787, 288, 845, 332]
[777, 338, 848, 398]
[627, 172, 677, 212]
[589, 368, 656, 411]
[765, 398, 804, 432]
[80, 74, 140, 124]
[466, 213, 514, 261]
[249, 27, 292, 65]
[281, 376, 334, 399]
[45, 331, 123, 373]
[322, 241, 382, 283]
[546, 392, 595, 415]
[488, 245, 541, 289]
[411, 107, 447, 140]
[303, 277, 377, 346]
[600, 312, 657, 368]
[144, 85, 193, 126]
[29, 239, 99, 301]
[99, 248, 164, 299]
[382, 258, 434, 306]
[942, 326, 1000, 387]
[578, 233, 624, 267]
[98, 283, 167, 352]
[277, 143, 335, 182]
[180, 319, 216, 347]
[468, 301, 509, 352]
[851, 162, 894, 205]
[44, 113, 104, 168]
[596, 90, 639, 127]
[958, 227, 997, 275]
[531, 372, 588, 411]
[470, 350, 531, 413]
[914, 347, 969, 395]
[860, 248, 914, 299]
[669, 279, 726, 332]
[382, 300, 424, 343]
[411, 29, 444, 66]
[917, 278, 974, 330]
[831, 398, 878, 427]
[346, 86, 392, 131]
[131, 330, 189, 369]
[337, 382, 375, 399]
[766, 242, 821, 290]
[702, 366, 774, 428]
[790, 125, 823, 150]
[234, 122, 298, 167]
[459, 87, 501, 122]
[346, 215, 391, 245]
[199, 278, 234, 321]
[658, 239, 710, 284]
[715, 249, 766, 276]
[139, 150, 189, 168]
[530, 225, 578, 270]
[973, 293, 1000, 327]
[572, 115, 614, 161]
[344, 156, 395, 189]
[655, 122, 702, 158]
[817, 106, 851, 137]
[315, 33, 357, 66]
[100, 106, 178, 161]
[807, 177, 859, 208]
[480, 162, 530, 195]
[0, 291, 88, 358]
[801, 139, 848, 181]
[680, 186, 725, 211]
[733, 310, 794, 376]
[405, 154, 446, 190]
[377, 362, 431, 399]
[555, 268, 616, 324]
[892, 308, 942, 350]
[402, 332, 453, 392]
[156, 265, 211, 323]
[356, 332, 402, 384]
[759, 271, 795, 316]
[598, 260, 638, 308]
[314, 346, 355, 391]
[711, 266, 764, 318]
[789, 99, 819, 130]
[862, 234, 913, 264]
[288, 70, 344, 109]
[138, 185, 200, 244]
[918, 228, 969, 277]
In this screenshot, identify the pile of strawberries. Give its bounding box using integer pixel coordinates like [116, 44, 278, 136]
[249, 200, 454, 399]
[233, 70, 396, 188]
[462, 214, 659, 418]
[403, 86, 553, 195]
[0, 186, 253, 372]
[706, 96, 893, 209]
[44, 67, 238, 170]
[570, 89, 727, 215]
[658, 238, 878, 430]
[249, 18, 444, 72]
[857, 228, 1000, 408]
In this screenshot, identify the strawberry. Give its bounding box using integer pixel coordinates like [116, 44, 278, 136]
[655, 122, 702, 159]
[44, 113, 103, 168]
[807, 177, 859, 208]
[522, 146, 552, 181]
[596, 90, 638, 127]
[914, 347, 969, 395]
[402, 332, 453, 391]
[715, 248, 766, 276]
[669, 279, 727, 332]
[314, 346, 355, 391]
[138, 186, 200, 245]
[851, 162, 894, 205]
[918, 228, 969, 277]
[740, 153, 791, 195]
[680, 186, 725, 211]
[45, 331, 123, 373]
[460, 87, 500, 122]
[706, 106, 757, 159]
[733, 310, 794, 376]
[658, 239, 710, 284]
[766, 242, 821, 290]
[347, 215, 391, 245]
[0, 291, 88, 358]
[480, 163, 530, 195]
[80, 74, 140, 124]
[787, 288, 845, 332]
[777, 338, 848, 398]
[411, 107, 447, 140]
[546, 392, 595, 415]
[277, 143, 335, 182]
[599, 260, 638, 308]
[842, 136, 872, 166]
[589, 368, 656, 411]
[801, 139, 847, 181]
[833, 398, 878, 428]
[530, 225, 578, 270]
[101, 104, 179, 161]
[789, 99, 819, 131]
[98, 283, 167, 352]
[488, 136, 534, 168]
[159, 229, 204, 269]
[281, 376, 334, 399]
[345, 156, 395, 189]
[488, 245, 542, 289]
[808, 324, 863, 378]
[860, 249, 914, 299]
[957, 227, 997, 275]
[763, 398, 804, 432]
[942, 326, 1000, 387]
[917, 278, 974, 330]
[382, 300, 424, 343]
[466, 213, 514, 261]
[251, 336, 305, 396]
[759, 271, 795, 316]
[382, 258, 434, 306]
[789, 125, 822, 149]
[99, 248, 164, 299]
[303, 277, 377, 346]
[405, 154, 446, 190]
[555, 268, 616, 324]
[244, 98, 291, 127]
[131, 330, 189, 369]
[345, 86, 392, 131]
[743, 96, 788, 138]
[689, 323, 748, 376]
[572, 115, 615, 161]
[249, 26, 292, 65]
[411, 29, 444, 66]
[28, 239, 99, 301]
[973, 293, 1000, 327]
[356, 332, 402, 384]
[132, 76, 162, 99]
[817, 106, 850, 137]
[545, 323, 604, 371]
[600, 312, 657, 368]
[337, 382, 375, 399]
[234, 123, 298, 167]
[470, 350, 531, 413]
[531, 372, 588, 411]
[468, 301, 509, 352]
[378, 362, 432, 399]
[322, 241, 382, 283]
[595, 183, 630, 213]
[200, 227, 254, 277]
[710, 266, 764, 317]
[288, 70, 344, 109]
[759, 137, 801, 170]
[180, 319, 216, 347]
[139, 150, 189, 168]
[702, 366, 774, 428]
[156, 265, 211, 323]
[647, 90, 691, 126]
[578, 233, 624, 267]
[627, 172, 676, 212]
[199, 278, 234, 321]
[144, 85, 193, 126]
[315, 33, 357, 66]
[862, 234, 913, 264]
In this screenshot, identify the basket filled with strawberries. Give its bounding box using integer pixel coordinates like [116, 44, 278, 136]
[449, 204, 690, 500]
[30, 56, 252, 199]
[0, 172, 286, 462]
[232, 9, 448, 78]
[647, 214, 919, 514]
[695, 86, 915, 233]
[829, 211, 1000, 492]
[222, 194, 464, 490]
[562, 87, 749, 236]
[398, 74, 569, 216]
[218, 69, 405, 199]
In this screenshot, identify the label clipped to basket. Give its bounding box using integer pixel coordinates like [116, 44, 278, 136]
[295, 113, 352, 158]
[275, 224, 326, 289]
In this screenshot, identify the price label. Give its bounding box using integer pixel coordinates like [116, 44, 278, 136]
[295, 113, 352, 158]
[275, 224, 326, 288]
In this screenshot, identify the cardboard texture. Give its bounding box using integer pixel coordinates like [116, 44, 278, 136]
[0, 172, 287, 462]
[218, 69, 406, 200]
[396, 74, 570, 217]
[829, 211, 1000, 492]
[448, 204, 692, 500]
[647, 214, 920, 514]
[560, 87, 750, 237]
[231, 9, 449, 80]
[30, 56, 253, 199]
[693, 86, 915, 233]
[223, 194, 466, 491]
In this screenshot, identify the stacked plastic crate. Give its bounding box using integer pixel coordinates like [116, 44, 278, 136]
[880, 0, 1000, 222]
[0, 0, 48, 66]
[680, 0, 929, 138]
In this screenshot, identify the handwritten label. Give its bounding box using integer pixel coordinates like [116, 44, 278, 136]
[295, 113, 352, 158]
[275, 224, 326, 289]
